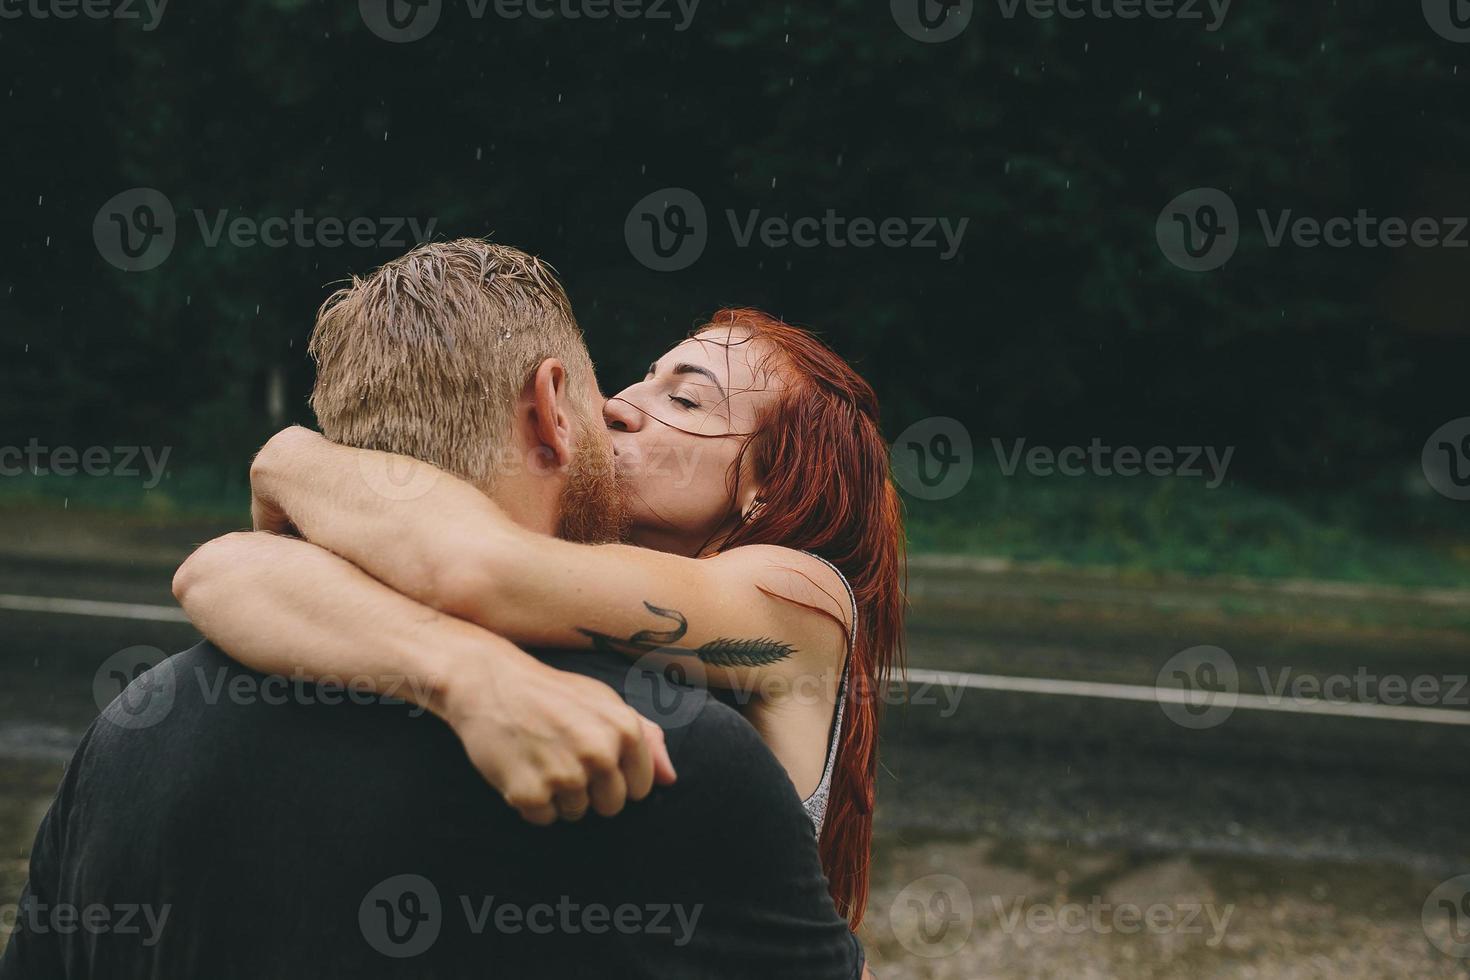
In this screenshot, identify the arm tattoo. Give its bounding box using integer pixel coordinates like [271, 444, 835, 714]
[577, 601, 797, 668]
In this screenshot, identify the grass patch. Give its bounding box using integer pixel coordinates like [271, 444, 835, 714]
[902, 468, 1470, 589]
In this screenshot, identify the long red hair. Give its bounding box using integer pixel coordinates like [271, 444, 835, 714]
[697, 308, 907, 928]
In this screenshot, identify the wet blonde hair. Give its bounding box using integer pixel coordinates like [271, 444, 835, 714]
[308, 239, 596, 489]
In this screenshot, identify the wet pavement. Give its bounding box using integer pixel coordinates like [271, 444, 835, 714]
[1, 545, 1467, 977]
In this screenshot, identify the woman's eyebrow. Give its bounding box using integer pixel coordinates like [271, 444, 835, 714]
[670, 363, 727, 399]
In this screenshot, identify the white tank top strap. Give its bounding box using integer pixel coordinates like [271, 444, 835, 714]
[797, 551, 857, 837]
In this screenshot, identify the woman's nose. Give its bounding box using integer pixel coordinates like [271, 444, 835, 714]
[603, 393, 643, 432]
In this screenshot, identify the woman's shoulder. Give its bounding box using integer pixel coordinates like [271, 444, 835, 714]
[709, 545, 856, 644]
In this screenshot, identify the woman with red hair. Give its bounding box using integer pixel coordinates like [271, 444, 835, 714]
[177, 308, 905, 927]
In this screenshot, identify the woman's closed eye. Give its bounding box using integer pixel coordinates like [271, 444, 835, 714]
[668, 394, 699, 410]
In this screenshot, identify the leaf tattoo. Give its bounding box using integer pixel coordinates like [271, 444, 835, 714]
[577, 601, 796, 667]
[694, 637, 797, 668]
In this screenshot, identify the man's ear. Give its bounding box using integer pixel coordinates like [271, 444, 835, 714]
[524, 357, 575, 471]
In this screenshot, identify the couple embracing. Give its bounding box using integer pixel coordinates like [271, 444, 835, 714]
[2, 238, 904, 979]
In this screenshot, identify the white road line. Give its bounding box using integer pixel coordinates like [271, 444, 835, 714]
[4, 593, 1466, 726]
[0, 593, 190, 623]
[904, 668, 1470, 726]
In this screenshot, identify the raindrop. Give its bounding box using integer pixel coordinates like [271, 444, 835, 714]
[383, 131, 389, 141]
[476, 146, 483, 160]
[37, 195, 43, 206]
[771, 177, 777, 189]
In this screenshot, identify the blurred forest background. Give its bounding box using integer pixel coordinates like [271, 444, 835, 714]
[2, 0, 1468, 584]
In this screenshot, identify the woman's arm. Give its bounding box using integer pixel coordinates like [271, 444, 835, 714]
[249, 427, 853, 694]
[172, 531, 674, 824]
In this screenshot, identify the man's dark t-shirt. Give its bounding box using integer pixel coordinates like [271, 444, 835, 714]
[0, 641, 863, 979]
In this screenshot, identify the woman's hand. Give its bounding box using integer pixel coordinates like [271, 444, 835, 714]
[442, 652, 677, 825]
[249, 426, 314, 535]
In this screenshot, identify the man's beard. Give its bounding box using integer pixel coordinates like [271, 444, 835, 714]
[555, 430, 631, 544]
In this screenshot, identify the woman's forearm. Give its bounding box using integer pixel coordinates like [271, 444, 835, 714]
[249, 426, 519, 618]
[249, 428, 845, 692]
